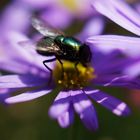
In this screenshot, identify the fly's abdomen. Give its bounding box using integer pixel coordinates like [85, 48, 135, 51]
[79, 44, 92, 64]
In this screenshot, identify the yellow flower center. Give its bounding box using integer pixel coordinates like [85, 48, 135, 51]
[53, 61, 96, 90]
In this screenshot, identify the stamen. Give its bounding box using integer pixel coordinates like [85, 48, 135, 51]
[53, 61, 96, 90]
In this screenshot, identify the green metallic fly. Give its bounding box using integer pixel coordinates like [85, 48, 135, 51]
[31, 17, 92, 74]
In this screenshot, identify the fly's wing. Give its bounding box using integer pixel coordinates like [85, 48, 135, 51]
[18, 39, 62, 56]
[36, 37, 63, 55]
[31, 16, 64, 38]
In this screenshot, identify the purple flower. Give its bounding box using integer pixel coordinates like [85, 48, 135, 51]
[1, 29, 140, 131]
[1, 0, 140, 131]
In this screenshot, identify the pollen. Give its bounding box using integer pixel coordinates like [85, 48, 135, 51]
[53, 61, 96, 90]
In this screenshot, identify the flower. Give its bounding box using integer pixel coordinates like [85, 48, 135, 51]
[0, 0, 104, 121]
[1, 0, 140, 131]
[0, 29, 140, 131]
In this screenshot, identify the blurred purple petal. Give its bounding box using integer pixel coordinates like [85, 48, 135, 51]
[5, 89, 51, 104]
[40, 6, 73, 29]
[0, 36, 43, 74]
[94, 74, 129, 87]
[92, 50, 132, 76]
[86, 35, 140, 57]
[77, 16, 104, 41]
[1, 31, 55, 74]
[135, 3, 140, 14]
[2, 31, 33, 63]
[0, 59, 30, 74]
[0, 74, 46, 88]
[92, 0, 140, 35]
[124, 62, 140, 78]
[74, 0, 95, 18]
[49, 91, 70, 118]
[102, 75, 129, 87]
[0, 56, 49, 77]
[1, 2, 30, 32]
[17, 0, 56, 9]
[85, 89, 130, 116]
[71, 90, 98, 131]
[92, 51, 140, 87]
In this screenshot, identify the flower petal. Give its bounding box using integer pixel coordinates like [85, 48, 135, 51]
[3, 31, 32, 62]
[135, 3, 140, 14]
[49, 91, 71, 119]
[1, 3, 30, 32]
[18, 0, 55, 9]
[85, 89, 130, 116]
[40, 6, 72, 29]
[92, 50, 134, 77]
[124, 62, 140, 78]
[92, 0, 140, 35]
[0, 88, 12, 104]
[77, 16, 105, 41]
[86, 35, 140, 57]
[95, 75, 129, 87]
[57, 106, 74, 128]
[0, 59, 30, 74]
[5, 89, 52, 104]
[0, 75, 45, 88]
[71, 90, 98, 131]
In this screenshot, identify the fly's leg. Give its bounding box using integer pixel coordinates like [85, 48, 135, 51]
[56, 58, 64, 79]
[43, 58, 56, 85]
[75, 62, 79, 76]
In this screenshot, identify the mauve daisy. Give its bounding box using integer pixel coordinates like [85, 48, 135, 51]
[1, 26, 140, 130]
[1, 0, 140, 131]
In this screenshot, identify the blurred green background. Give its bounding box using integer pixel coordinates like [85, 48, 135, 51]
[0, 0, 140, 140]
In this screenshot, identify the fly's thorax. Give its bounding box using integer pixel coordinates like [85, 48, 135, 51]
[54, 35, 65, 46]
[55, 36, 81, 52]
[55, 36, 84, 61]
[62, 37, 81, 51]
[53, 61, 96, 90]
